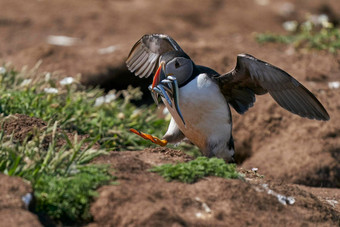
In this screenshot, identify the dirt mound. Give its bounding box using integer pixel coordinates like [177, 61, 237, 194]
[0, 174, 41, 227]
[0, 114, 96, 150]
[89, 150, 340, 226]
[144, 147, 194, 162]
[237, 87, 340, 188]
[92, 148, 192, 173]
[1, 114, 47, 142]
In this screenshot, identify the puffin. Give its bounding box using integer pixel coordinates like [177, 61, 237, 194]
[126, 34, 330, 162]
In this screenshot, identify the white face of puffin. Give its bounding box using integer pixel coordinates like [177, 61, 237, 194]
[164, 57, 193, 86]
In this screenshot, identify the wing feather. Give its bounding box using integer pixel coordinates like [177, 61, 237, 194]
[126, 34, 184, 78]
[213, 54, 329, 120]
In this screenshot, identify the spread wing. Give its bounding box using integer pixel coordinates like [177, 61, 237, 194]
[212, 54, 329, 121]
[126, 34, 184, 78]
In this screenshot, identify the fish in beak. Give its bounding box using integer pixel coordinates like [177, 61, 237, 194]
[149, 62, 185, 125]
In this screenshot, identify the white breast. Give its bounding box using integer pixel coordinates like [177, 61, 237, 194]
[162, 74, 232, 152]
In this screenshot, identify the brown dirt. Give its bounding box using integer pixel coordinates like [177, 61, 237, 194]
[1, 114, 47, 142]
[0, 114, 97, 150]
[0, 0, 340, 226]
[89, 150, 340, 226]
[0, 174, 42, 227]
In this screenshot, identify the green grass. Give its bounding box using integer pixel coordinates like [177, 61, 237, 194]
[150, 157, 241, 183]
[0, 119, 113, 223]
[0, 65, 170, 223]
[256, 21, 340, 53]
[0, 64, 200, 223]
[0, 66, 168, 151]
[34, 165, 113, 222]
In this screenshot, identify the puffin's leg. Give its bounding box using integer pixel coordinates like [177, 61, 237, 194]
[129, 128, 168, 146]
[130, 117, 184, 146]
[163, 117, 185, 144]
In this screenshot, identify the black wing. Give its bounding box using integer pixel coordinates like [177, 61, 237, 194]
[126, 34, 183, 78]
[212, 54, 329, 121]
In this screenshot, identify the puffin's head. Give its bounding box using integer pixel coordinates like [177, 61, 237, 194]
[152, 51, 195, 89]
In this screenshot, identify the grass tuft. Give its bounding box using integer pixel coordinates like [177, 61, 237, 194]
[256, 19, 340, 53]
[0, 120, 114, 223]
[150, 157, 241, 183]
[34, 165, 113, 222]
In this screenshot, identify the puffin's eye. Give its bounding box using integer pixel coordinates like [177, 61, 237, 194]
[175, 60, 180, 68]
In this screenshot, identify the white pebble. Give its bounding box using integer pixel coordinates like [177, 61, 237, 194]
[47, 35, 79, 46]
[195, 212, 203, 218]
[328, 81, 340, 89]
[255, 0, 269, 6]
[98, 45, 118, 55]
[22, 193, 33, 209]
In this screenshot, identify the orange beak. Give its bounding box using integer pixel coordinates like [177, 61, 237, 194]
[152, 62, 164, 89]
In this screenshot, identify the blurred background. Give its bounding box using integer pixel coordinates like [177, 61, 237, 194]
[0, 0, 339, 90]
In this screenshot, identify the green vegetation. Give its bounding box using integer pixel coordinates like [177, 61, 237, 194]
[256, 18, 340, 53]
[0, 65, 168, 151]
[0, 65, 169, 223]
[34, 164, 113, 222]
[150, 157, 241, 183]
[0, 64, 209, 223]
[0, 119, 113, 223]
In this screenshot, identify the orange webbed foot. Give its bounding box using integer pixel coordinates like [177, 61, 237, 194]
[129, 128, 168, 147]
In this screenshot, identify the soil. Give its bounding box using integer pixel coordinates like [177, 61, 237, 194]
[1, 115, 339, 227]
[0, 0, 340, 226]
[0, 114, 95, 150]
[1, 114, 47, 141]
[0, 174, 42, 227]
[88, 150, 340, 226]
